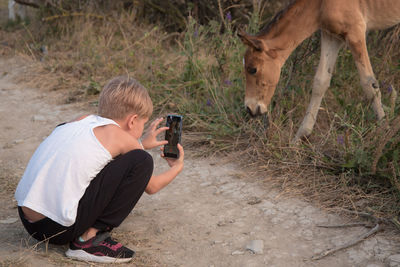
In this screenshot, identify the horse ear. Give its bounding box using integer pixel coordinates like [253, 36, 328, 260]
[237, 30, 264, 51]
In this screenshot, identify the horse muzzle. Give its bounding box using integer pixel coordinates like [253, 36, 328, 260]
[246, 106, 262, 117]
[245, 99, 267, 117]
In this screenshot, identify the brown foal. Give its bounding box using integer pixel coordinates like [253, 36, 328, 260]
[239, 0, 400, 142]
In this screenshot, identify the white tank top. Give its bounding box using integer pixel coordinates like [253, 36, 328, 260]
[15, 115, 119, 226]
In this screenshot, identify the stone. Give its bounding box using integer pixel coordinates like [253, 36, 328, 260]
[247, 197, 262, 205]
[246, 240, 264, 254]
[13, 139, 24, 144]
[231, 250, 244, 255]
[32, 115, 46, 122]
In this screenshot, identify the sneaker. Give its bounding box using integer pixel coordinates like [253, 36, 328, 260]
[65, 231, 135, 263]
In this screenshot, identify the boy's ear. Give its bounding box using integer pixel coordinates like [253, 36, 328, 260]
[127, 114, 138, 129]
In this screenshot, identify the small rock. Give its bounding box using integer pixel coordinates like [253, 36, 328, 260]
[246, 240, 264, 254]
[231, 250, 244, 255]
[13, 139, 24, 145]
[40, 45, 48, 55]
[387, 254, 400, 267]
[32, 115, 46, 122]
[0, 217, 18, 224]
[247, 197, 262, 205]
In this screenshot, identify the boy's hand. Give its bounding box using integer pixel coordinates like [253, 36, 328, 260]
[161, 143, 184, 171]
[141, 117, 169, 150]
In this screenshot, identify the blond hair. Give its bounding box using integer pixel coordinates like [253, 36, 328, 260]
[98, 76, 153, 120]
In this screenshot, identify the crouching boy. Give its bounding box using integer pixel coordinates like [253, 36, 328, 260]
[14, 76, 184, 263]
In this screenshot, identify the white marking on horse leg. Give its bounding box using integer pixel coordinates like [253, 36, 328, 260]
[347, 27, 385, 120]
[8, 0, 16, 20]
[294, 32, 343, 141]
[8, 0, 27, 21]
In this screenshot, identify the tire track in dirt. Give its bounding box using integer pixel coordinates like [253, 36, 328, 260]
[0, 58, 399, 267]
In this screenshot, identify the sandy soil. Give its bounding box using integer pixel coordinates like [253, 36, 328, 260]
[0, 57, 399, 267]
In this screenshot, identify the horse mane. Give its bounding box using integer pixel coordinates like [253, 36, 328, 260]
[256, 0, 297, 36]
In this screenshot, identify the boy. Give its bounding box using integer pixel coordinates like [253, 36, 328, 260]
[14, 76, 184, 263]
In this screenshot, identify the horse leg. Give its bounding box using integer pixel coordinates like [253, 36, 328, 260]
[294, 31, 343, 142]
[346, 26, 385, 120]
[8, 0, 16, 20]
[8, 0, 28, 21]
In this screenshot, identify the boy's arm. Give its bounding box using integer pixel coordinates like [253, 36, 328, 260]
[145, 166, 182, 194]
[145, 144, 184, 194]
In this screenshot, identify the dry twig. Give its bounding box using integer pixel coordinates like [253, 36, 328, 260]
[312, 223, 381, 260]
[312, 208, 400, 260]
[316, 222, 372, 228]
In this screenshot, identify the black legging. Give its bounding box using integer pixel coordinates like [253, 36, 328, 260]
[18, 149, 153, 245]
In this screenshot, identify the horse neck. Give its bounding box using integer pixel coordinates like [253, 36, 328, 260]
[259, 0, 321, 63]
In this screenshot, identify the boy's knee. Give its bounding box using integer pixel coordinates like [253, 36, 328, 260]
[125, 149, 154, 176]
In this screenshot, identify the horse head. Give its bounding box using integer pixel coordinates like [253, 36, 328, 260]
[238, 30, 282, 117]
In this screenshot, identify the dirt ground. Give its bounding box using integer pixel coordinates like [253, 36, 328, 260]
[1, 57, 400, 267]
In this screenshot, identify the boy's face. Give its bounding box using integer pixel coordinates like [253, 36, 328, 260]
[129, 116, 149, 139]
